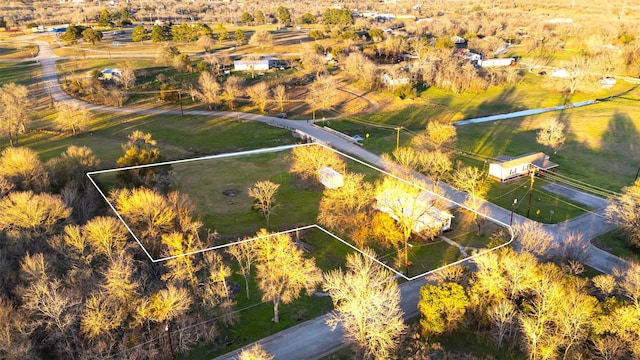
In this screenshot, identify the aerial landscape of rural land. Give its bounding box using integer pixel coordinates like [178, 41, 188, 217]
[1, 0, 640, 359]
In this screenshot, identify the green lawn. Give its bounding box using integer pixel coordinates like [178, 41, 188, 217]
[592, 229, 640, 263]
[11, 112, 296, 166]
[0, 42, 38, 59]
[0, 61, 41, 87]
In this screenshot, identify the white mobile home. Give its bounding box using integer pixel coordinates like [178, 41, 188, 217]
[488, 152, 558, 182]
[233, 58, 287, 72]
[477, 58, 515, 67]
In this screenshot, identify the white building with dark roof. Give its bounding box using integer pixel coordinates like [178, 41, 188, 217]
[488, 152, 558, 182]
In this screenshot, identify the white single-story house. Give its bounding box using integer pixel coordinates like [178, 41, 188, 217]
[376, 189, 453, 234]
[233, 58, 287, 72]
[318, 166, 344, 189]
[488, 152, 558, 182]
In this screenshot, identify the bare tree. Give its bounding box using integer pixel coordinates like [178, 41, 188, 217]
[0, 146, 49, 192]
[0, 297, 35, 360]
[556, 282, 598, 359]
[300, 45, 326, 77]
[413, 121, 457, 151]
[223, 76, 244, 110]
[518, 262, 565, 360]
[197, 35, 216, 53]
[101, 252, 141, 315]
[21, 277, 80, 359]
[107, 86, 127, 107]
[248, 180, 280, 229]
[248, 30, 273, 49]
[513, 221, 556, 259]
[246, 82, 270, 113]
[201, 251, 235, 324]
[344, 51, 378, 88]
[0, 82, 30, 146]
[488, 299, 517, 348]
[418, 150, 452, 191]
[197, 71, 221, 109]
[272, 84, 287, 113]
[560, 54, 591, 95]
[117, 66, 136, 91]
[452, 166, 487, 235]
[605, 179, 640, 248]
[65, 216, 128, 263]
[324, 248, 406, 360]
[110, 187, 176, 254]
[536, 117, 566, 152]
[161, 232, 203, 287]
[54, 102, 89, 135]
[317, 173, 374, 248]
[289, 145, 345, 183]
[255, 230, 322, 323]
[310, 75, 338, 112]
[226, 239, 258, 300]
[0, 191, 70, 233]
[237, 343, 274, 360]
[80, 292, 125, 341]
[141, 284, 192, 340]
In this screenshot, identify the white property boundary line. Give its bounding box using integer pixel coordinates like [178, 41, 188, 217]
[87, 143, 514, 281]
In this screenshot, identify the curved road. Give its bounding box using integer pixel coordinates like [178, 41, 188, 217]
[27, 40, 632, 360]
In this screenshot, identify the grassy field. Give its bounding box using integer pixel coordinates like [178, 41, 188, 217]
[592, 229, 640, 263]
[15, 110, 297, 166]
[91, 145, 494, 279]
[0, 61, 42, 86]
[0, 41, 38, 59]
[456, 87, 640, 192]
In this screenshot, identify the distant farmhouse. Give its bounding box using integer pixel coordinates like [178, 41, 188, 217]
[233, 57, 287, 72]
[488, 152, 558, 182]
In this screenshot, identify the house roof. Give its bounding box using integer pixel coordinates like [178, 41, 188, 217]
[493, 152, 558, 170]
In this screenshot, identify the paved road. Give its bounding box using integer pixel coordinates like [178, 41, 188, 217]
[28, 40, 632, 360]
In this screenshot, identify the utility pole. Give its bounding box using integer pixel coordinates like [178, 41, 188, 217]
[395, 127, 401, 153]
[178, 89, 183, 116]
[510, 198, 517, 226]
[165, 322, 175, 360]
[404, 239, 409, 277]
[526, 167, 536, 218]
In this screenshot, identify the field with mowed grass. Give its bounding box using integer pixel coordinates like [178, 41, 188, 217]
[456, 86, 640, 193]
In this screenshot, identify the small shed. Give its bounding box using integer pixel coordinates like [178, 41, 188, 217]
[318, 166, 344, 189]
[375, 190, 453, 234]
[488, 152, 558, 182]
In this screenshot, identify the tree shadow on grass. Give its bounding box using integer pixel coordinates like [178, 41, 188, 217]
[599, 111, 640, 184]
[461, 86, 523, 120]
